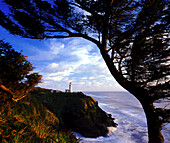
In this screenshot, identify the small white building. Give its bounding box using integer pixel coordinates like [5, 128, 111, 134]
[65, 89, 70, 92]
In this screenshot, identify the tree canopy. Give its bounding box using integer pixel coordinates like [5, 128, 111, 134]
[0, 40, 42, 101]
[0, 0, 169, 142]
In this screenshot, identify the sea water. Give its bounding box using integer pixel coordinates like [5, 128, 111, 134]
[74, 92, 170, 143]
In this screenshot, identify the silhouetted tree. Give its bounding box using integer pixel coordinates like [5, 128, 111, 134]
[0, 0, 169, 142]
[0, 40, 42, 101]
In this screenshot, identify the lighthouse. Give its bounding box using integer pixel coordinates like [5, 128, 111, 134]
[69, 82, 72, 93]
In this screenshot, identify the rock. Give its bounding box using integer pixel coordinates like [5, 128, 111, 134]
[61, 92, 117, 137]
[32, 88, 117, 138]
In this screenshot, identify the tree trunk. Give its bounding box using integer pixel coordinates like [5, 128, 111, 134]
[140, 98, 164, 143]
[98, 37, 165, 143]
[128, 85, 164, 143]
[125, 85, 164, 143]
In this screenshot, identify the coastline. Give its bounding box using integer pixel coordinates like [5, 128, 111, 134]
[31, 87, 118, 138]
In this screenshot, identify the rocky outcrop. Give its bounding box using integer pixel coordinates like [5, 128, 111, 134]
[61, 92, 117, 137]
[32, 88, 117, 138]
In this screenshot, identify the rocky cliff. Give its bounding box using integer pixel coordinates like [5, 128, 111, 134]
[32, 87, 117, 138]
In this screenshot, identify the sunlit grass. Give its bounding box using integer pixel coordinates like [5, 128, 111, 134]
[0, 91, 78, 143]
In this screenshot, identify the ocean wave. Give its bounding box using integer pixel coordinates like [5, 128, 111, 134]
[107, 126, 117, 136]
[79, 92, 169, 143]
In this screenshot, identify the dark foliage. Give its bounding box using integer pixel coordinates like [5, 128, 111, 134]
[0, 40, 42, 100]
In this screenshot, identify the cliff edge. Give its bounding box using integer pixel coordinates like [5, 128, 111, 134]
[32, 87, 117, 138]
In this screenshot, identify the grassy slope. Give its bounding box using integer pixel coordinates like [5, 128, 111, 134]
[0, 90, 78, 143]
[0, 87, 117, 142]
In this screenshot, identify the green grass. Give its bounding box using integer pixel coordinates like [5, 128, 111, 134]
[0, 90, 79, 143]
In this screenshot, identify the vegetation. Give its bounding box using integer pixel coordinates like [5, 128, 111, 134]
[0, 85, 116, 142]
[0, 0, 169, 142]
[0, 40, 42, 101]
[0, 91, 78, 143]
[0, 40, 78, 142]
[31, 87, 117, 137]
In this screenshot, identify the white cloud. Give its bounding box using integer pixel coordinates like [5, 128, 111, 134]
[88, 81, 92, 85]
[44, 63, 69, 73]
[82, 77, 88, 80]
[29, 38, 125, 91]
[89, 77, 95, 80]
[28, 39, 64, 61]
[46, 63, 59, 72]
[104, 77, 113, 81]
[47, 76, 63, 81]
[49, 40, 65, 54]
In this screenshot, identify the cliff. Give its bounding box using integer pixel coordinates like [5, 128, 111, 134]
[31, 87, 117, 138]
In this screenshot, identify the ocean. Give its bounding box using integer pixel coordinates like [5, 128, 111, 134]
[74, 91, 170, 143]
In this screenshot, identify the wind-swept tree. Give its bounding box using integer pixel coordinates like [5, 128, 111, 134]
[0, 40, 42, 101]
[0, 0, 169, 142]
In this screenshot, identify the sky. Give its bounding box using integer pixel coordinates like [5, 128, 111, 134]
[0, 1, 126, 92]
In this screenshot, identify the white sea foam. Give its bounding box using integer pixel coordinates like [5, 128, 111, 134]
[77, 92, 169, 143]
[107, 126, 117, 136]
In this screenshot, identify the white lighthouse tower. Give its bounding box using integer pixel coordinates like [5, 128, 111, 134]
[69, 82, 72, 93]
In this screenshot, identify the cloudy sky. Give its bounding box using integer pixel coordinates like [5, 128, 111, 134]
[0, 0, 126, 92]
[0, 26, 127, 92]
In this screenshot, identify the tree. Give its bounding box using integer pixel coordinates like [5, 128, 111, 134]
[0, 40, 42, 101]
[0, 0, 169, 142]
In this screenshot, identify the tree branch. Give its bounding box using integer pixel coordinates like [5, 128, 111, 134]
[0, 83, 14, 101]
[44, 35, 71, 38]
[44, 32, 99, 46]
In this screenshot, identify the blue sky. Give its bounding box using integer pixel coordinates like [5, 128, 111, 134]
[0, 1, 126, 92]
[0, 26, 126, 92]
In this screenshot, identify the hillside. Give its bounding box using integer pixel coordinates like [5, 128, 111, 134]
[0, 87, 117, 142]
[0, 90, 78, 143]
[31, 87, 117, 138]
